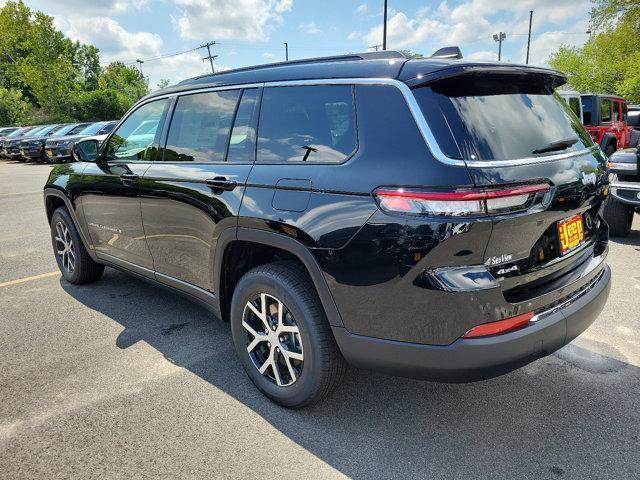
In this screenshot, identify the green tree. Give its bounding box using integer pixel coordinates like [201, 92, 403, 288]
[99, 62, 149, 101]
[75, 44, 102, 91]
[550, 0, 640, 103]
[73, 89, 131, 121]
[0, 87, 30, 126]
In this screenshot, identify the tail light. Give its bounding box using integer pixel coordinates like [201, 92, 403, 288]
[462, 312, 534, 338]
[373, 184, 550, 217]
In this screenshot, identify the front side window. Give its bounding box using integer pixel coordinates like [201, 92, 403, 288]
[257, 85, 357, 163]
[600, 98, 612, 123]
[414, 74, 594, 161]
[104, 99, 167, 161]
[164, 90, 240, 162]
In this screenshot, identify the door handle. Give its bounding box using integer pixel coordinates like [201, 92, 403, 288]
[120, 173, 140, 185]
[206, 177, 237, 191]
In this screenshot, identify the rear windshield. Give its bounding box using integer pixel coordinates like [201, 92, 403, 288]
[414, 74, 594, 161]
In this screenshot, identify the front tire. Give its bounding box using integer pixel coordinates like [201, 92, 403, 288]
[50, 207, 105, 284]
[230, 262, 345, 408]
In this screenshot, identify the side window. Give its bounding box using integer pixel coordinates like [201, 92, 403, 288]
[600, 98, 612, 123]
[104, 99, 167, 161]
[227, 89, 260, 163]
[621, 102, 628, 121]
[568, 98, 581, 119]
[257, 85, 357, 163]
[164, 90, 240, 162]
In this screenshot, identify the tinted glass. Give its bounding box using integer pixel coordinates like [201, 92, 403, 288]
[600, 98, 612, 122]
[257, 85, 357, 163]
[105, 99, 167, 161]
[227, 89, 260, 163]
[67, 123, 91, 135]
[79, 122, 107, 135]
[164, 90, 240, 162]
[582, 96, 593, 124]
[415, 75, 593, 161]
[99, 122, 116, 134]
[52, 124, 78, 136]
[622, 102, 628, 121]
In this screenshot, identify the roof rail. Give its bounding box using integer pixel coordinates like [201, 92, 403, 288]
[181, 51, 408, 84]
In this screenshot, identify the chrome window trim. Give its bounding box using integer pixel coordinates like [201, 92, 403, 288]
[132, 77, 598, 169]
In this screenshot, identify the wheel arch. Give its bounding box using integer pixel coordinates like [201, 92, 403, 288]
[44, 188, 96, 261]
[214, 228, 344, 327]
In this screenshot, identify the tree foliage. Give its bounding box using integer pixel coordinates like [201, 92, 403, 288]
[0, 1, 149, 126]
[0, 88, 30, 125]
[550, 0, 640, 103]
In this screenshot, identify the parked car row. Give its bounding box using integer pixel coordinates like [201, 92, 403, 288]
[0, 121, 117, 163]
[559, 91, 639, 156]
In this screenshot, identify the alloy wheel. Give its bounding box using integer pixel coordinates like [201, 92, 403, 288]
[242, 293, 304, 387]
[54, 221, 75, 273]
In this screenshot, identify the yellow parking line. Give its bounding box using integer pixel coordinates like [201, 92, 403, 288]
[0, 271, 60, 288]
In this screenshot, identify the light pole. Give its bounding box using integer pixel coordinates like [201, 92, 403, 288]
[493, 32, 506, 61]
[382, 0, 388, 50]
[135, 59, 144, 74]
[284, 42, 289, 61]
[525, 11, 533, 64]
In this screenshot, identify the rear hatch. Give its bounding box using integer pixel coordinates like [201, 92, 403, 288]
[410, 68, 608, 306]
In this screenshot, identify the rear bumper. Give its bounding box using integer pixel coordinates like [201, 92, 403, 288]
[332, 264, 611, 382]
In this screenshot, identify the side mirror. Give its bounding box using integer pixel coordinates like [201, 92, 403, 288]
[71, 138, 99, 162]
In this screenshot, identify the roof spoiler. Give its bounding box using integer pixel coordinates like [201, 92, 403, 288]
[430, 46, 463, 60]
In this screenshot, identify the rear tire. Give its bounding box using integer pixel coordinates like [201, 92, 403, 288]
[230, 261, 345, 408]
[50, 207, 105, 284]
[603, 195, 633, 237]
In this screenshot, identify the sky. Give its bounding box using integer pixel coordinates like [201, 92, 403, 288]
[20, 0, 593, 89]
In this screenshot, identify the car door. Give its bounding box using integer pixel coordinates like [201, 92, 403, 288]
[79, 98, 170, 272]
[139, 87, 260, 293]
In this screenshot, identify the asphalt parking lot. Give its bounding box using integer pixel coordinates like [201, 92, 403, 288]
[0, 160, 639, 479]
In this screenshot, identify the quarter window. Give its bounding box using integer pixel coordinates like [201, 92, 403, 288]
[257, 85, 357, 163]
[600, 98, 612, 123]
[104, 99, 167, 161]
[164, 90, 240, 162]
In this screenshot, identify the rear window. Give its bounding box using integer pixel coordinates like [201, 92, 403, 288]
[257, 85, 357, 163]
[414, 74, 593, 161]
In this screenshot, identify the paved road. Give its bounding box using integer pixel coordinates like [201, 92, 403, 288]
[0, 161, 638, 479]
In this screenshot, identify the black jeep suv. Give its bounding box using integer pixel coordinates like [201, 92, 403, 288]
[44, 51, 611, 408]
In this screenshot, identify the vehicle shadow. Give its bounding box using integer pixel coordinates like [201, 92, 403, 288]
[60, 269, 639, 479]
[609, 229, 640, 247]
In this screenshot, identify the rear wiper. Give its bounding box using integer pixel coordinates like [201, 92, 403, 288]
[532, 137, 578, 154]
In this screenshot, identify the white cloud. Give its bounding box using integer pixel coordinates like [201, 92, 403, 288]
[262, 52, 275, 58]
[359, 0, 591, 63]
[26, 0, 146, 16]
[521, 28, 588, 66]
[467, 50, 498, 61]
[64, 16, 163, 63]
[356, 4, 368, 15]
[299, 21, 321, 34]
[347, 31, 362, 41]
[171, 0, 293, 41]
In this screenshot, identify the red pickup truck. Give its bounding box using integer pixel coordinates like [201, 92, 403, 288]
[581, 94, 634, 156]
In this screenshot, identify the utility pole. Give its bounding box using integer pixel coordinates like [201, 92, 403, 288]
[200, 41, 217, 73]
[493, 32, 506, 61]
[284, 42, 289, 61]
[369, 44, 383, 51]
[135, 59, 144, 74]
[382, 0, 388, 50]
[525, 11, 533, 64]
